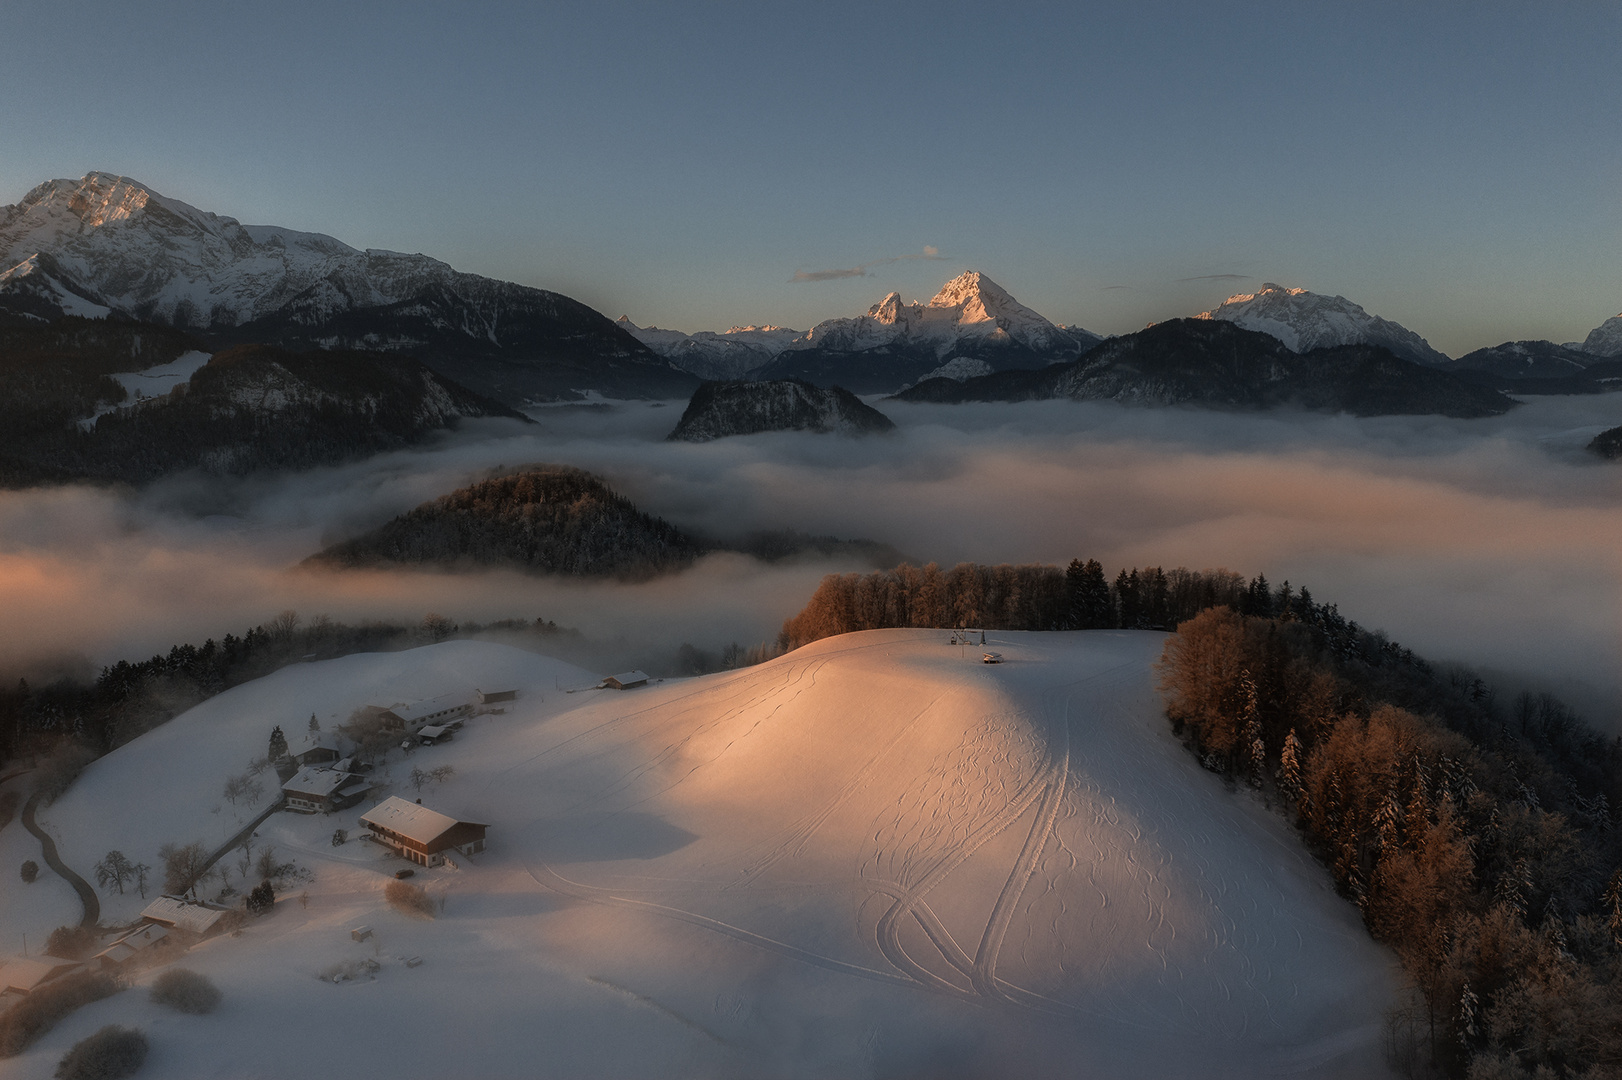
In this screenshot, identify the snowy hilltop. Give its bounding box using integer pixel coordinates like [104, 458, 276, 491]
[666, 379, 896, 442]
[0, 173, 695, 403]
[622, 272, 1099, 393]
[1195, 282, 1451, 366]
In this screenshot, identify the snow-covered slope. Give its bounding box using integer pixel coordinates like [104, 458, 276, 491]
[0, 173, 695, 403]
[6, 632, 1397, 1078]
[1581, 313, 1622, 357]
[1196, 283, 1450, 366]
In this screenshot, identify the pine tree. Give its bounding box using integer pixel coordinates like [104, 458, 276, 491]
[308, 713, 320, 734]
[268, 725, 288, 762]
[1458, 980, 1479, 1048]
[1496, 857, 1531, 919]
[1077, 559, 1112, 629]
[1602, 870, 1622, 948]
[1240, 670, 1265, 788]
[1277, 729, 1304, 807]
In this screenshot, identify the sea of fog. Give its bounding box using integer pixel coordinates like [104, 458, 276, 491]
[0, 393, 1617, 727]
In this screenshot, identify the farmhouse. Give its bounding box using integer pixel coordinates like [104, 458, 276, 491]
[140, 896, 234, 938]
[360, 796, 488, 867]
[602, 670, 649, 690]
[91, 923, 171, 970]
[365, 693, 473, 732]
[281, 765, 373, 813]
[288, 734, 341, 767]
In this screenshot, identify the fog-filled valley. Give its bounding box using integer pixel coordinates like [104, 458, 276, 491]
[2, 393, 1617, 727]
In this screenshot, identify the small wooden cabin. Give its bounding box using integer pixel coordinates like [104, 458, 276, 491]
[602, 671, 649, 690]
[360, 796, 488, 868]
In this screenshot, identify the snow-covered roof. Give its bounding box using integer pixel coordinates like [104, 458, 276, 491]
[0, 957, 82, 993]
[290, 734, 340, 757]
[385, 693, 471, 725]
[605, 671, 649, 686]
[360, 796, 484, 845]
[141, 896, 232, 935]
[282, 765, 357, 799]
[93, 924, 168, 965]
[418, 724, 450, 738]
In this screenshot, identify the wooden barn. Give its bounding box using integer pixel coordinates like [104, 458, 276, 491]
[140, 896, 234, 938]
[602, 670, 649, 690]
[288, 735, 341, 768]
[360, 796, 488, 868]
[476, 688, 518, 705]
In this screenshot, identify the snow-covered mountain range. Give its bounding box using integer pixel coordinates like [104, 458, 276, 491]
[1582, 313, 1622, 357]
[622, 272, 1100, 391]
[0, 173, 695, 402]
[1194, 283, 1451, 366]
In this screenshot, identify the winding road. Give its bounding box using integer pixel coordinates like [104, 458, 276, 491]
[20, 791, 100, 928]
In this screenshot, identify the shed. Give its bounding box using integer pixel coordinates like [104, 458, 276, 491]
[476, 688, 518, 705]
[0, 957, 83, 996]
[417, 724, 454, 745]
[140, 896, 234, 937]
[360, 796, 488, 868]
[602, 671, 649, 690]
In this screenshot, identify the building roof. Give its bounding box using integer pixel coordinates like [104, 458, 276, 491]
[290, 733, 340, 757]
[140, 896, 232, 935]
[282, 765, 358, 799]
[0, 957, 82, 994]
[418, 724, 451, 738]
[93, 924, 169, 966]
[360, 796, 486, 846]
[387, 693, 471, 726]
[605, 670, 649, 686]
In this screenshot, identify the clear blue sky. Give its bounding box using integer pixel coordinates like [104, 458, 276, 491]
[3, 1, 1618, 355]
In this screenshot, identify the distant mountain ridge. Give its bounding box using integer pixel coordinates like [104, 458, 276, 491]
[622, 271, 1100, 393]
[893, 318, 1513, 417]
[0, 172, 698, 403]
[1195, 283, 1451, 366]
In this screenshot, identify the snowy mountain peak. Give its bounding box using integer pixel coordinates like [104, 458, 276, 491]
[868, 291, 908, 324]
[1195, 282, 1449, 366]
[1580, 312, 1622, 357]
[927, 270, 1014, 313]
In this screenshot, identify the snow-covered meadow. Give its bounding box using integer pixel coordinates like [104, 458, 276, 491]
[3, 632, 1399, 1078]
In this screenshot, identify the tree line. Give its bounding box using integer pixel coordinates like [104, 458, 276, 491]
[0, 612, 570, 777]
[777, 558, 1386, 658]
[1159, 604, 1622, 1078]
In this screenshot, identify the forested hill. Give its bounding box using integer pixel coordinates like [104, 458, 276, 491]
[0, 330, 526, 487]
[893, 318, 1515, 418]
[306, 466, 706, 579]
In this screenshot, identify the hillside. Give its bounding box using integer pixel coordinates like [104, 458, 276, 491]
[306, 466, 704, 578]
[666, 379, 895, 441]
[894, 318, 1515, 417]
[3, 632, 1398, 1078]
[0, 342, 524, 487]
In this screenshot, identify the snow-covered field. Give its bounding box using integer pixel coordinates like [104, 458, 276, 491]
[3, 632, 1400, 1078]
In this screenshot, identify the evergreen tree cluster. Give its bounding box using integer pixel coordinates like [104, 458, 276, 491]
[777, 559, 1376, 653]
[1159, 605, 1622, 1078]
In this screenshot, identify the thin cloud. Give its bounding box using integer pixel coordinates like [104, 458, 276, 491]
[1177, 273, 1251, 283]
[790, 247, 946, 283]
[1101, 285, 1132, 291]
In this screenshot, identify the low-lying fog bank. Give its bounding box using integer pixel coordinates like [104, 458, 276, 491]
[0, 393, 1617, 725]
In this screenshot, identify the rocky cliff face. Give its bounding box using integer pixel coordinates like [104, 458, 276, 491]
[667, 379, 896, 442]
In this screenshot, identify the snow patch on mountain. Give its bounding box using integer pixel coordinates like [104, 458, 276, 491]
[921, 356, 994, 382]
[1196, 283, 1450, 366]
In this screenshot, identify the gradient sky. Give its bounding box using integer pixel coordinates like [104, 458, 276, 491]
[3, 1, 1618, 355]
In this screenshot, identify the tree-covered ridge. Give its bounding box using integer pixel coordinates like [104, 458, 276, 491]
[1159, 606, 1622, 1078]
[308, 466, 705, 579]
[0, 336, 526, 487]
[1589, 425, 1622, 460]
